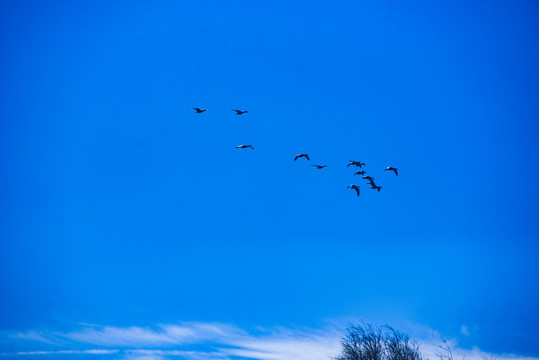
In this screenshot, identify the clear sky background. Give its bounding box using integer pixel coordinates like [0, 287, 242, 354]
[1, 1, 538, 359]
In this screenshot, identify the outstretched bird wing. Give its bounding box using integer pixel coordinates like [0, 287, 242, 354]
[348, 185, 360, 196]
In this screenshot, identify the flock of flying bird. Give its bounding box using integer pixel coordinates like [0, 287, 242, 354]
[192, 107, 399, 197]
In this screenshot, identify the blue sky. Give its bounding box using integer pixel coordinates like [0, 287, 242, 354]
[1, 0, 538, 359]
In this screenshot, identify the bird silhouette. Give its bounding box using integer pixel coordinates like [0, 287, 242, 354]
[365, 177, 379, 188]
[294, 154, 310, 161]
[347, 184, 360, 197]
[192, 107, 207, 113]
[236, 145, 254, 149]
[362, 175, 375, 182]
[370, 184, 382, 192]
[347, 161, 365, 168]
[354, 171, 366, 176]
[385, 167, 398, 176]
[312, 165, 327, 169]
[232, 109, 248, 115]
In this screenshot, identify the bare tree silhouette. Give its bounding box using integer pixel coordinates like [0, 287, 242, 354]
[334, 322, 422, 360]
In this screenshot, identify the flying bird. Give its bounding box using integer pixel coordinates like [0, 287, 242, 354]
[365, 177, 378, 188]
[312, 165, 327, 169]
[294, 154, 310, 161]
[347, 161, 365, 168]
[354, 171, 366, 176]
[232, 109, 249, 115]
[385, 167, 398, 176]
[236, 145, 254, 149]
[362, 175, 375, 182]
[347, 184, 360, 197]
[192, 107, 207, 113]
[370, 184, 382, 192]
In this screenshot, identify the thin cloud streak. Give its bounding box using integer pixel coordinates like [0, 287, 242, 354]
[62, 323, 245, 347]
[16, 350, 119, 355]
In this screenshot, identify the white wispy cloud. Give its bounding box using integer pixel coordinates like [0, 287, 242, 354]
[3, 321, 538, 360]
[63, 322, 244, 347]
[10, 330, 60, 345]
[16, 350, 119, 355]
[220, 327, 341, 360]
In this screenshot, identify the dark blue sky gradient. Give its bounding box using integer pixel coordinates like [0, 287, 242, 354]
[1, 0, 538, 356]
